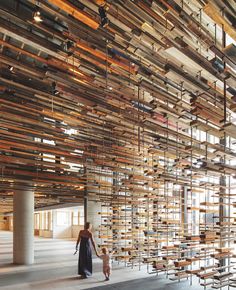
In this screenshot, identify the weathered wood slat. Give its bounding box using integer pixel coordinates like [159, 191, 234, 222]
[47, 0, 99, 30]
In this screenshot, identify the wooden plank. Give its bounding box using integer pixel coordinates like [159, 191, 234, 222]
[47, 0, 99, 29]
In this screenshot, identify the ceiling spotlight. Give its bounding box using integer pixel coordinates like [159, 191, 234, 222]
[131, 62, 135, 67]
[196, 159, 203, 165]
[63, 40, 74, 56]
[52, 81, 59, 95]
[98, 6, 109, 27]
[33, 11, 43, 22]
[66, 40, 74, 51]
[101, 17, 108, 27]
[194, 159, 204, 168]
[8, 66, 14, 73]
[108, 86, 113, 91]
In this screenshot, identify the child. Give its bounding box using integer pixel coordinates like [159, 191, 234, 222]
[97, 247, 113, 281]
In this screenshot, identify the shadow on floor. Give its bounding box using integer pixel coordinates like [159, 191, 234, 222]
[87, 276, 202, 290]
[31, 275, 106, 290]
[0, 263, 15, 269]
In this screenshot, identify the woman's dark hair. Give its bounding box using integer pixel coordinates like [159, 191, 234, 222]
[85, 222, 91, 229]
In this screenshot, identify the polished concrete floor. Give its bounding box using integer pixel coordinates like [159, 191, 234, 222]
[0, 231, 202, 290]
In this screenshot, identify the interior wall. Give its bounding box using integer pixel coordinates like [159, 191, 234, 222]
[52, 209, 72, 239]
[72, 225, 84, 239]
[39, 230, 53, 238]
[4, 206, 84, 239]
[8, 216, 13, 231]
[0, 216, 8, 230]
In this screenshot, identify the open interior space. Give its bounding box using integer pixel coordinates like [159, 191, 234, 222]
[0, 0, 236, 289]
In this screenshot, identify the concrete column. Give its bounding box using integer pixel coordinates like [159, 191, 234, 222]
[86, 200, 102, 244]
[13, 189, 34, 265]
[181, 186, 188, 236]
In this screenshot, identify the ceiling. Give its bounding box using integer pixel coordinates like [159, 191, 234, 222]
[0, 0, 236, 213]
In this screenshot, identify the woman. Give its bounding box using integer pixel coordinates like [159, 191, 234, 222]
[75, 222, 98, 278]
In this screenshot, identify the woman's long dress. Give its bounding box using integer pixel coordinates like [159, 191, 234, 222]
[78, 236, 92, 277]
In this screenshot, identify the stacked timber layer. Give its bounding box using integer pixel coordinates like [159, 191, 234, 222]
[0, 0, 236, 288]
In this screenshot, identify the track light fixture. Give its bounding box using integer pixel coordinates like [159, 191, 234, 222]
[62, 40, 74, 56]
[52, 82, 59, 95]
[194, 159, 204, 169]
[33, 10, 43, 22]
[8, 66, 14, 73]
[66, 41, 74, 51]
[98, 5, 109, 27]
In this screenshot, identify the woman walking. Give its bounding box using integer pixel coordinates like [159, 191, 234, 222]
[75, 222, 98, 278]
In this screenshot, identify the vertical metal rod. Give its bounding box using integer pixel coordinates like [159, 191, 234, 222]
[138, 85, 140, 152]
